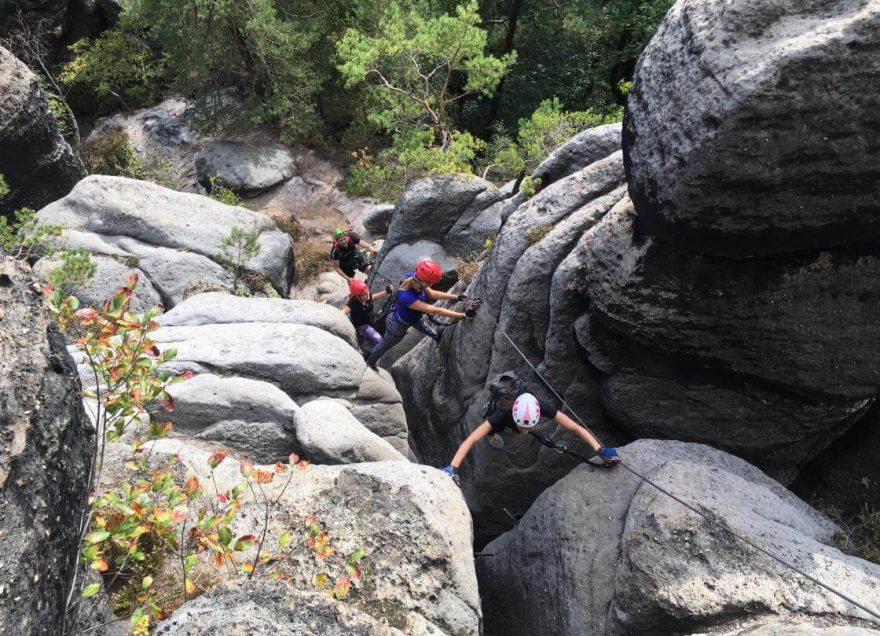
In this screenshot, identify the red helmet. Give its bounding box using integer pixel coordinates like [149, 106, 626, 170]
[414, 259, 442, 285]
[349, 279, 369, 296]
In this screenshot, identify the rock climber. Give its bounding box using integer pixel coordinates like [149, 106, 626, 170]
[441, 372, 621, 486]
[330, 227, 378, 281]
[365, 259, 477, 369]
[341, 278, 394, 355]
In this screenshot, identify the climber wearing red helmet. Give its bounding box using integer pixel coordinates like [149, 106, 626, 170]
[341, 278, 394, 354]
[365, 259, 476, 369]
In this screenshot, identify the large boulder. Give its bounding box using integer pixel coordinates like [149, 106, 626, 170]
[0, 258, 91, 633]
[477, 440, 880, 636]
[155, 322, 366, 397]
[624, 0, 880, 256]
[156, 580, 405, 635]
[36, 175, 295, 302]
[165, 373, 299, 463]
[584, 196, 878, 477]
[532, 122, 622, 187]
[362, 203, 396, 235]
[0, 46, 84, 217]
[34, 253, 164, 313]
[373, 174, 509, 290]
[293, 399, 408, 464]
[121, 440, 481, 635]
[140, 296, 409, 456]
[393, 152, 627, 543]
[159, 292, 357, 346]
[196, 140, 296, 196]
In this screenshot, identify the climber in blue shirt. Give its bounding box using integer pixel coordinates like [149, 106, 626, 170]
[365, 259, 477, 368]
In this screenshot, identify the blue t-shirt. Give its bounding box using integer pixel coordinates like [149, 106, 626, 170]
[395, 288, 427, 324]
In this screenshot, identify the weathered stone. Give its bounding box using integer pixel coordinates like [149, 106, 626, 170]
[478, 440, 880, 636]
[0, 258, 91, 634]
[153, 322, 366, 400]
[116, 440, 481, 635]
[532, 122, 622, 187]
[33, 254, 163, 313]
[624, 0, 880, 255]
[166, 374, 299, 463]
[196, 140, 296, 196]
[36, 175, 294, 294]
[373, 240, 457, 292]
[0, 46, 84, 217]
[792, 404, 880, 515]
[586, 198, 880, 400]
[293, 399, 407, 464]
[159, 292, 357, 346]
[392, 152, 626, 543]
[156, 580, 406, 635]
[362, 203, 396, 235]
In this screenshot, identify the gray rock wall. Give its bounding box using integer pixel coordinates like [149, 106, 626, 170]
[0, 46, 84, 217]
[0, 258, 91, 634]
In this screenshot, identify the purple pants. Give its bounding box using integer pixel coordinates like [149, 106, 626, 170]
[356, 324, 382, 349]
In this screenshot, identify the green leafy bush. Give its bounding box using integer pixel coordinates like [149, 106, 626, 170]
[81, 127, 178, 188]
[483, 98, 622, 193]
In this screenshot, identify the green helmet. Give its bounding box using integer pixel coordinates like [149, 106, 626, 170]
[332, 228, 346, 240]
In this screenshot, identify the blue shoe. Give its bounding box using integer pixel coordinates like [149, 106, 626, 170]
[488, 433, 505, 451]
[598, 446, 621, 467]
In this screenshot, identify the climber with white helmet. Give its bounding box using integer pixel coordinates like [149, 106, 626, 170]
[441, 371, 620, 486]
[330, 227, 378, 280]
[365, 259, 478, 369]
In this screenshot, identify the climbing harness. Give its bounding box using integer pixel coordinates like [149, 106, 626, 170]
[485, 311, 880, 621]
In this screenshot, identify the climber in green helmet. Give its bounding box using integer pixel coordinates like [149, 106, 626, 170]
[330, 227, 378, 281]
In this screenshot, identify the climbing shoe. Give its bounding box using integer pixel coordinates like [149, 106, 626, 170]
[597, 446, 621, 467]
[488, 433, 505, 451]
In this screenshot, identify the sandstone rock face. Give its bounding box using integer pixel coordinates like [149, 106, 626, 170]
[151, 296, 409, 456]
[792, 404, 880, 516]
[0, 46, 84, 217]
[36, 175, 295, 303]
[196, 140, 296, 196]
[362, 203, 396, 235]
[624, 0, 880, 255]
[477, 440, 880, 636]
[132, 441, 481, 635]
[156, 580, 405, 635]
[585, 197, 877, 477]
[165, 374, 299, 463]
[373, 174, 510, 290]
[583, 0, 880, 483]
[392, 152, 627, 543]
[293, 399, 408, 464]
[0, 258, 91, 634]
[159, 292, 357, 346]
[532, 122, 622, 187]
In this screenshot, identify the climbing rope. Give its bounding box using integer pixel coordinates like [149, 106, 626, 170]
[484, 312, 880, 621]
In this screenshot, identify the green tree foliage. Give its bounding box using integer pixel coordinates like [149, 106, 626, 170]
[0, 174, 8, 198]
[63, 0, 326, 138]
[484, 98, 622, 193]
[474, 0, 672, 132]
[337, 0, 515, 198]
[60, 30, 162, 112]
[216, 225, 262, 295]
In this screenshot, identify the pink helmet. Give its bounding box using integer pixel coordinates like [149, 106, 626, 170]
[512, 393, 541, 428]
[349, 279, 369, 296]
[414, 259, 442, 285]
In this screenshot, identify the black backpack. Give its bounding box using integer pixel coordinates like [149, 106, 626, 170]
[483, 371, 525, 417]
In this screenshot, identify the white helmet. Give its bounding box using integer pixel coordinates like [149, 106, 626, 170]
[512, 393, 541, 428]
